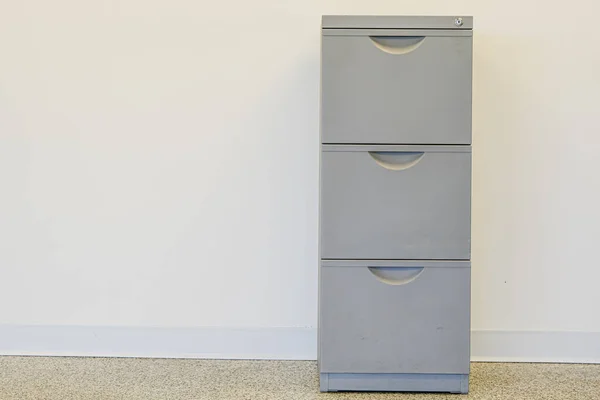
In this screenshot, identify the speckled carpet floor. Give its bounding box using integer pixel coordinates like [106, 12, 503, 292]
[0, 357, 599, 399]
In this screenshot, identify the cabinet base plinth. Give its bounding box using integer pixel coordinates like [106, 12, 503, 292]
[320, 373, 469, 393]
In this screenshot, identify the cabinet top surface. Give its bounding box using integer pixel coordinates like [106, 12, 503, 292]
[322, 15, 473, 30]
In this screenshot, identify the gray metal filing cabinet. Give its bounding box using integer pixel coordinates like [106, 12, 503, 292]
[319, 15, 473, 393]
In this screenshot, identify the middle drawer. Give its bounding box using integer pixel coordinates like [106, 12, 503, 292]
[321, 145, 471, 260]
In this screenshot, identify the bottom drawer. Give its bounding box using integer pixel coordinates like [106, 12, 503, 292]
[319, 260, 470, 374]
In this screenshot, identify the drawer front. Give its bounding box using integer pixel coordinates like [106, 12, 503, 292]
[319, 262, 471, 374]
[320, 146, 471, 260]
[321, 33, 472, 144]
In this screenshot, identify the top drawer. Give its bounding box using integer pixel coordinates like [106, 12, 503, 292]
[321, 28, 472, 145]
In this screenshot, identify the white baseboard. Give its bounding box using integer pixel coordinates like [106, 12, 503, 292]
[471, 330, 600, 363]
[1, 326, 599, 363]
[0, 325, 317, 360]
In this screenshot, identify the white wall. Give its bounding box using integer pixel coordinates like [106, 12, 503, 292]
[1, 1, 600, 361]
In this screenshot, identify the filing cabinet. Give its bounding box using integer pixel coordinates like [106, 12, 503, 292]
[319, 16, 473, 393]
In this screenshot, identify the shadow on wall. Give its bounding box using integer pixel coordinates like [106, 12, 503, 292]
[471, 32, 580, 328]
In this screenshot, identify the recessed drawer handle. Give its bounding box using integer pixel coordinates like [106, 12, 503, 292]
[368, 267, 424, 285]
[369, 36, 425, 55]
[368, 151, 424, 171]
